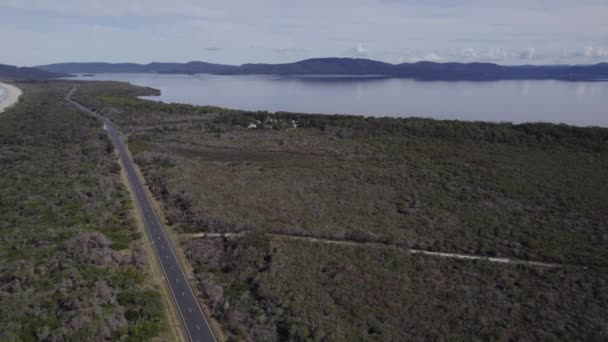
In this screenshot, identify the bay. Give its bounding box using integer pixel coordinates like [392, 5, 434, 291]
[67, 73, 608, 127]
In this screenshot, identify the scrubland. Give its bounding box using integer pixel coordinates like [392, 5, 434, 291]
[73, 81, 608, 341]
[0, 82, 167, 341]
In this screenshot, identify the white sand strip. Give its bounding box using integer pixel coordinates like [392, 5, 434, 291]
[186, 232, 582, 268]
[0, 82, 23, 113]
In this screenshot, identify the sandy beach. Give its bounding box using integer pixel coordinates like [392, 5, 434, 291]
[0, 82, 23, 113]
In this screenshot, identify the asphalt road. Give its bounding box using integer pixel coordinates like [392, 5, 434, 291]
[66, 88, 217, 342]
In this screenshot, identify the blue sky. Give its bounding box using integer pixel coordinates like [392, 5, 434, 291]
[1, 0, 607, 66]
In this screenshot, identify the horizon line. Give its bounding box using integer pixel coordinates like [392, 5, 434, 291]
[30, 57, 608, 68]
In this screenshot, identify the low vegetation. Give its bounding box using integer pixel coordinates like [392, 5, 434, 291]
[73, 80, 608, 340]
[187, 234, 608, 341]
[0, 82, 166, 341]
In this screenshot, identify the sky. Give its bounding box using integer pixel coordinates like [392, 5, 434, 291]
[1, 0, 608, 66]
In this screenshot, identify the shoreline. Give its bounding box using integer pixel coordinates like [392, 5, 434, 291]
[0, 82, 23, 113]
[68, 74, 608, 127]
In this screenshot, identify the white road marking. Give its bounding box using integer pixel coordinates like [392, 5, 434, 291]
[196, 324, 201, 331]
[189, 307, 193, 313]
[182, 291, 185, 297]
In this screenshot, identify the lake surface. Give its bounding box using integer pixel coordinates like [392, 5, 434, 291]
[68, 73, 608, 127]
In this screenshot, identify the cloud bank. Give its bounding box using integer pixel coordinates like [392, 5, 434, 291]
[1, 0, 607, 66]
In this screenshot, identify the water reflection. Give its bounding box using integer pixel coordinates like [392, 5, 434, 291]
[67, 74, 608, 127]
[520, 81, 531, 97]
[576, 83, 598, 100]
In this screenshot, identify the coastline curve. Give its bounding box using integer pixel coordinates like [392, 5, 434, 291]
[0, 82, 23, 113]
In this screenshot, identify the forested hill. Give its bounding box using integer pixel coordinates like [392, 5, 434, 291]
[224, 58, 395, 76]
[36, 58, 608, 81]
[0, 64, 71, 79]
[392, 61, 608, 80]
[36, 61, 237, 74]
[220, 58, 608, 80]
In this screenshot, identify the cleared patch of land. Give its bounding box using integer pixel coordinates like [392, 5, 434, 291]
[73, 81, 608, 341]
[183, 232, 569, 268]
[0, 82, 22, 113]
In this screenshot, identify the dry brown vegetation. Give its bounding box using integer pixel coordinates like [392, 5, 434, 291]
[72, 80, 608, 341]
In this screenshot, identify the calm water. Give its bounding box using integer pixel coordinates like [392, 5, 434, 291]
[68, 73, 608, 127]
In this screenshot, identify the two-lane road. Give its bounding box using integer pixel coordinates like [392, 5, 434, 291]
[66, 88, 216, 342]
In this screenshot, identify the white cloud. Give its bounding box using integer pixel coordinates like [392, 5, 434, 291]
[425, 52, 442, 62]
[458, 48, 517, 61]
[560, 46, 608, 61]
[2, 1, 608, 65]
[401, 52, 441, 63]
[460, 47, 478, 59]
[582, 46, 608, 58]
[519, 47, 536, 60]
[353, 43, 367, 57]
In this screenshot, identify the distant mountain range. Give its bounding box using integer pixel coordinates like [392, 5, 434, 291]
[36, 61, 236, 75]
[35, 58, 608, 81]
[0, 64, 71, 79]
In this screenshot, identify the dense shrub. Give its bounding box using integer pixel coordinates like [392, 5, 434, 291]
[0, 83, 166, 341]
